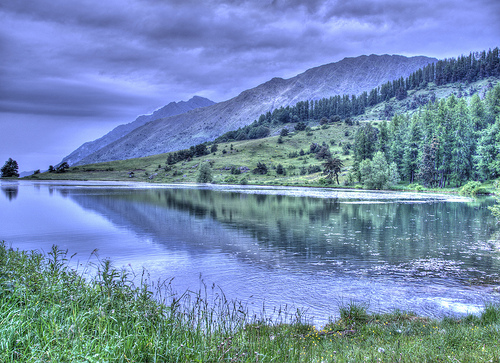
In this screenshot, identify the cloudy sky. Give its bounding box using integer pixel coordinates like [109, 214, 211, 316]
[1, 0, 499, 172]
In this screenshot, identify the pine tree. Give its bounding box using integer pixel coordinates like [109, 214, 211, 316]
[1, 158, 19, 178]
[353, 123, 378, 164]
[401, 118, 421, 183]
[323, 158, 343, 185]
[475, 116, 500, 180]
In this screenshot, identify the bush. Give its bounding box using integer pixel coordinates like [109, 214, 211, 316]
[318, 178, 332, 186]
[408, 183, 424, 192]
[316, 146, 331, 160]
[459, 181, 487, 196]
[489, 183, 500, 222]
[230, 166, 242, 175]
[55, 162, 70, 173]
[252, 162, 268, 175]
[294, 122, 307, 131]
[197, 163, 213, 183]
[223, 175, 237, 184]
[307, 165, 321, 174]
[359, 152, 399, 190]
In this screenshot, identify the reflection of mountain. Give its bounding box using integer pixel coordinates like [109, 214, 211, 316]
[68, 189, 294, 269]
[1, 184, 18, 201]
[67, 187, 500, 280]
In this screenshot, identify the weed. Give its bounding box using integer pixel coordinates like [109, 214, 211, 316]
[2, 243, 500, 362]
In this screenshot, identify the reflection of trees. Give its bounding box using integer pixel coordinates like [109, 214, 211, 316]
[1, 185, 18, 201]
[65, 186, 500, 282]
[112, 189, 499, 270]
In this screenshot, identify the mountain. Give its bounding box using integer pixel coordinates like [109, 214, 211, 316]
[63, 96, 215, 166]
[73, 54, 437, 165]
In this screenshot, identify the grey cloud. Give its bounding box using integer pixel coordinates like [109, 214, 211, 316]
[0, 77, 158, 118]
[1, 0, 499, 171]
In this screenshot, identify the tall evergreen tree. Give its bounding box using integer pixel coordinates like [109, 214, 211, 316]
[401, 118, 421, 183]
[1, 158, 19, 178]
[323, 158, 344, 185]
[475, 116, 500, 180]
[418, 136, 439, 187]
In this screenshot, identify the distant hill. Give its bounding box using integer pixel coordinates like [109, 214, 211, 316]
[63, 96, 215, 166]
[72, 54, 437, 165]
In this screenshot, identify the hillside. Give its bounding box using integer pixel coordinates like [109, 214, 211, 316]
[29, 76, 500, 191]
[73, 54, 436, 165]
[64, 96, 215, 166]
[361, 78, 497, 120]
[30, 120, 359, 186]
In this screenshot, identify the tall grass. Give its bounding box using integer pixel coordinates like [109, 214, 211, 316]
[1, 241, 500, 362]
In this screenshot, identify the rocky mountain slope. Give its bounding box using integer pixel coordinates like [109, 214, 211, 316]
[63, 96, 215, 166]
[73, 54, 437, 165]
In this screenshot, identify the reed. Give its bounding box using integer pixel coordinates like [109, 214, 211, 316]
[1, 242, 499, 362]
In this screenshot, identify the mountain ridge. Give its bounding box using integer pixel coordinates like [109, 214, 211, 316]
[63, 96, 215, 166]
[71, 54, 437, 166]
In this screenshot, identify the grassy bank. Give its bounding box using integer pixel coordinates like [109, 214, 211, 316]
[25, 122, 358, 186]
[1, 242, 500, 362]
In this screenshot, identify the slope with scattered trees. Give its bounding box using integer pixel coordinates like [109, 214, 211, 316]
[29, 48, 500, 192]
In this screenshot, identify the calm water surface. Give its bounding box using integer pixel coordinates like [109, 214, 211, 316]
[1, 180, 499, 325]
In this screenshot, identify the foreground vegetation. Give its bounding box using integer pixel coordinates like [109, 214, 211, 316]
[1, 242, 500, 362]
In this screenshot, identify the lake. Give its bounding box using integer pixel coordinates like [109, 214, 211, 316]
[1, 180, 499, 325]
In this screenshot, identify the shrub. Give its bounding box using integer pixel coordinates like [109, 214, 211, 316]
[230, 166, 242, 175]
[197, 163, 213, 183]
[280, 128, 289, 137]
[459, 181, 487, 196]
[316, 146, 331, 160]
[294, 122, 307, 131]
[408, 183, 424, 192]
[223, 175, 237, 184]
[359, 152, 399, 190]
[489, 183, 500, 222]
[252, 162, 268, 175]
[307, 165, 321, 174]
[54, 162, 70, 173]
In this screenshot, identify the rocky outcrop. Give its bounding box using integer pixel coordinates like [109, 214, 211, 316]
[73, 54, 437, 165]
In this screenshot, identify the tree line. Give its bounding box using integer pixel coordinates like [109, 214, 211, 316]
[215, 48, 500, 143]
[352, 82, 500, 188]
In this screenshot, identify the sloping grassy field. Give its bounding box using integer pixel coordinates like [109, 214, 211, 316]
[28, 122, 360, 187]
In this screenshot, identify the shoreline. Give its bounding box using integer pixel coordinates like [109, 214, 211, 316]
[2, 178, 477, 202]
[1, 243, 500, 362]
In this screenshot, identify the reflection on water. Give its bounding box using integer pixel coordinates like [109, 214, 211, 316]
[1, 180, 499, 324]
[1, 183, 18, 201]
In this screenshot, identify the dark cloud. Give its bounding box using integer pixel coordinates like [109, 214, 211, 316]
[0, 0, 498, 171]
